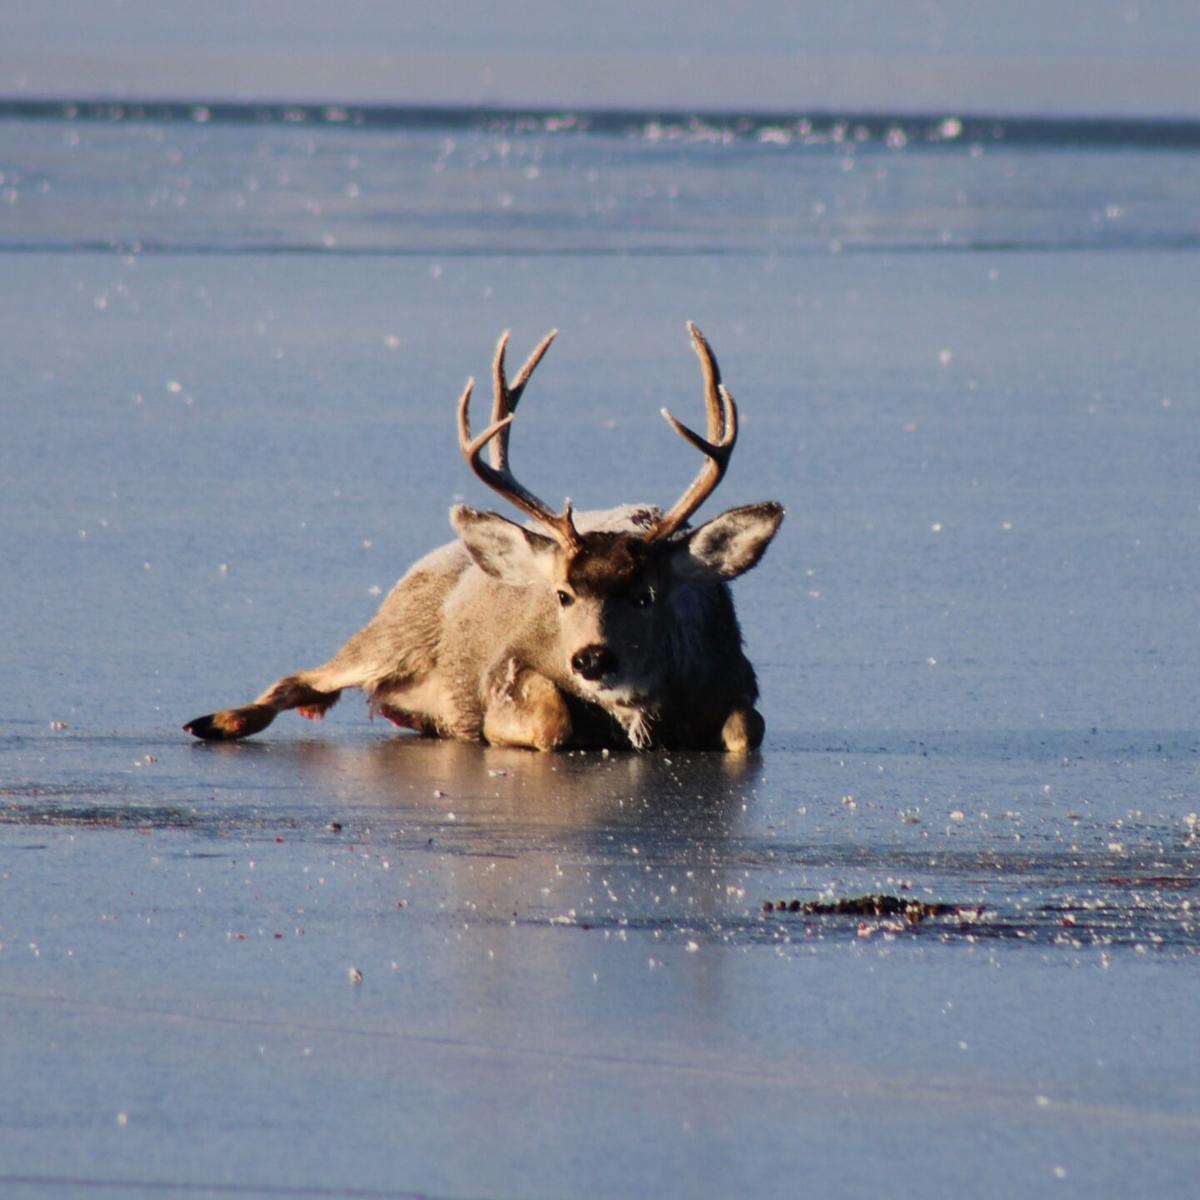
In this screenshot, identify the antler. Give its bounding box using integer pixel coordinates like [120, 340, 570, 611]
[457, 329, 580, 550]
[646, 322, 739, 541]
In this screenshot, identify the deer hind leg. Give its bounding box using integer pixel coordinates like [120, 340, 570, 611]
[481, 658, 573, 752]
[184, 666, 352, 742]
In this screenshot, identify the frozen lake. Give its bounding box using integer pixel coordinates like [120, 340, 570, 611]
[2, 98, 1199, 1198]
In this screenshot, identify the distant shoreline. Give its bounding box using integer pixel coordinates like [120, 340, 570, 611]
[5, 96, 1200, 149]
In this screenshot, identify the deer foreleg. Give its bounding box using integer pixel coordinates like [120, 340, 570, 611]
[719, 704, 765, 754]
[481, 658, 572, 751]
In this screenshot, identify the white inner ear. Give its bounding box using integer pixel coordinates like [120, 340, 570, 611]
[669, 502, 784, 583]
[451, 506, 560, 585]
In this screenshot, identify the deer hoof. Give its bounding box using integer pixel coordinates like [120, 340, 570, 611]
[184, 704, 274, 741]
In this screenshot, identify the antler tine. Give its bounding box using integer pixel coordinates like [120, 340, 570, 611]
[458, 338, 579, 550]
[647, 322, 739, 542]
[489, 328, 558, 472]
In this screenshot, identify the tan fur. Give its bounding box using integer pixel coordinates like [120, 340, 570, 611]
[482, 663, 573, 751]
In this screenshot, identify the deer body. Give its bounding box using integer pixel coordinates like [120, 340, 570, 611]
[185, 325, 783, 752]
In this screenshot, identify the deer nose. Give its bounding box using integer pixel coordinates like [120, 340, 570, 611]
[571, 644, 617, 682]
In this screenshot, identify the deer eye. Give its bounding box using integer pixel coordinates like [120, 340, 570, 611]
[556, 590, 575, 608]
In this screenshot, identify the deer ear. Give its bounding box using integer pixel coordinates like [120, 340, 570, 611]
[451, 506, 559, 585]
[667, 502, 785, 583]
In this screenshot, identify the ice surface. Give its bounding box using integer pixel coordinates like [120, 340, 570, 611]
[2, 107, 1199, 1199]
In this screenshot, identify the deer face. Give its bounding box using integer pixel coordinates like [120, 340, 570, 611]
[452, 502, 783, 708]
[551, 529, 666, 703]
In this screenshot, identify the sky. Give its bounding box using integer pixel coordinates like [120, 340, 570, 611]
[1, 1, 1198, 116]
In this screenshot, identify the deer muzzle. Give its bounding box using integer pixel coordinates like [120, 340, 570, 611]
[571, 644, 618, 683]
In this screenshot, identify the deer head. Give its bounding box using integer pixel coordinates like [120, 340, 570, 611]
[452, 324, 783, 720]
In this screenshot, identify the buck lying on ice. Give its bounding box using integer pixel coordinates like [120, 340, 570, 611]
[185, 324, 783, 752]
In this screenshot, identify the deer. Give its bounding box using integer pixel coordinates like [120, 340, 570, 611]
[184, 323, 784, 753]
